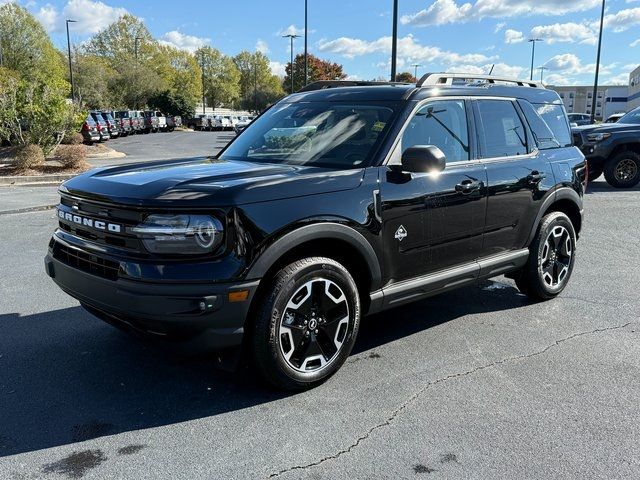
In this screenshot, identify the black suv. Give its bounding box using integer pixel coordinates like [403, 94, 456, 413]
[572, 106, 640, 188]
[45, 75, 586, 390]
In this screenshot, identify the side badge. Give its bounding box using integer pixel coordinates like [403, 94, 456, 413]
[394, 225, 408, 242]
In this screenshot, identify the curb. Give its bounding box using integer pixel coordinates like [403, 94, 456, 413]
[0, 204, 56, 216]
[86, 148, 126, 159]
[0, 174, 76, 186]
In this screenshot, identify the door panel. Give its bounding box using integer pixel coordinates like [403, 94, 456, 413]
[380, 162, 488, 283]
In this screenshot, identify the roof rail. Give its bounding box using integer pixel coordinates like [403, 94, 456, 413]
[417, 73, 543, 89]
[297, 80, 411, 92]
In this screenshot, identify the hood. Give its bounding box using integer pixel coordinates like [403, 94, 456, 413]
[61, 157, 365, 208]
[572, 122, 640, 135]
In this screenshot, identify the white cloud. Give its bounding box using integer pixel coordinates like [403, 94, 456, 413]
[605, 73, 631, 85]
[317, 34, 495, 67]
[531, 22, 597, 45]
[504, 29, 524, 44]
[494, 22, 506, 33]
[630, 39, 640, 47]
[278, 24, 304, 37]
[159, 31, 209, 53]
[37, 0, 130, 34]
[255, 39, 269, 54]
[543, 53, 616, 78]
[269, 60, 286, 77]
[401, 0, 601, 26]
[602, 7, 640, 32]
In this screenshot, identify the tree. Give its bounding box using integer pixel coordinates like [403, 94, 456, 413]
[154, 45, 201, 112]
[283, 54, 346, 93]
[0, 3, 66, 83]
[395, 72, 416, 83]
[84, 14, 154, 63]
[233, 51, 284, 112]
[148, 90, 195, 118]
[195, 46, 240, 109]
[73, 53, 117, 108]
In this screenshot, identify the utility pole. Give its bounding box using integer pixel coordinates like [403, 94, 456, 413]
[538, 66, 548, 83]
[304, 0, 308, 86]
[254, 60, 258, 113]
[283, 33, 300, 94]
[200, 51, 206, 115]
[411, 63, 421, 82]
[65, 19, 77, 101]
[391, 0, 398, 81]
[134, 36, 142, 60]
[591, 0, 606, 124]
[528, 38, 542, 81]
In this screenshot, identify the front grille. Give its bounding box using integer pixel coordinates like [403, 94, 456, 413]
[53, 242, 120, 281]
[573, 133, 583, 147]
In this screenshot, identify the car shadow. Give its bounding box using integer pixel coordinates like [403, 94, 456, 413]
[0, 279, 526, 457]
[586, 178, 640, 194]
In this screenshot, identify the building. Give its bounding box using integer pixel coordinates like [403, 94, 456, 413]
[549, 85, 612, 120]
[602, 86, 629, 120]
[628, 65, 640, 111]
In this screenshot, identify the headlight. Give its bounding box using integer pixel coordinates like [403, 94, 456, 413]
[130, 214, 224, 254]
[586, 132, 611, 142]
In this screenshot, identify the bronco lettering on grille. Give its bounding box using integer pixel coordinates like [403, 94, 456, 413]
[58, 209, 122, 233]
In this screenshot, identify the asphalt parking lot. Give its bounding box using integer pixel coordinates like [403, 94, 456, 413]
[1, 132, 639, 479]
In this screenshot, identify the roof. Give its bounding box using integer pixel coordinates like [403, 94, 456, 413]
[284, 83, 562, 105]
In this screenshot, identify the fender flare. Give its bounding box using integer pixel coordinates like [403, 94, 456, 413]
[526, 187, 583, 245]
[246, 223, 382, 290]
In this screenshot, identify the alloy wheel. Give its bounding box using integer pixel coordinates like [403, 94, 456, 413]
[614, 158, 638, 182]
[540, 225, 573, 288]
[279, 278, 350, 373]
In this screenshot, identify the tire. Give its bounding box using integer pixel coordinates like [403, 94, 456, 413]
[588, 168, 602, 182]
[515, 211, 577, 301]
[604, 151, 640, 188]
[251, 257, 361, 390]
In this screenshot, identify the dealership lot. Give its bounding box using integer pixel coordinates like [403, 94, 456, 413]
[1, 134, 640, 479]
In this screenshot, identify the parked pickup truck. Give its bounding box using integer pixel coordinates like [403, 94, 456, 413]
[572, 106, 640, 188]
[144, 111, 167, 133]
[187, 114, 208, 131]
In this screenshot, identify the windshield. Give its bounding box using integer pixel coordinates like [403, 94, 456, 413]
[221, 102, 396, 168]
[618, 107, 640, 125]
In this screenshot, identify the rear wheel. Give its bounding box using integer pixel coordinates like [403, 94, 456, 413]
[515, 212, 576, 301]
[604, 151, 640, 188]
[251, 257, 360, 390]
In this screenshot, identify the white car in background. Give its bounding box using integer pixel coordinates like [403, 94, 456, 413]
[234, 115, 252, 134]
[212, 115, 231, 131]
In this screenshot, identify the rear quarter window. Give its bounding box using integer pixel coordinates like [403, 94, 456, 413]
[534, 104, 572, 147]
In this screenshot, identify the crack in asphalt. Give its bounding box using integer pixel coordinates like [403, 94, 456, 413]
[267, 322, 634, 478]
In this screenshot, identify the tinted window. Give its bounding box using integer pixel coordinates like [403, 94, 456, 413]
[535, 104, 572, 147]
[617, 107, 640, 125]
[221, 102, 396, 169]
[401, 100, 469, 163]
[476, 100, 527, 158]
[518, 100, 561, 150]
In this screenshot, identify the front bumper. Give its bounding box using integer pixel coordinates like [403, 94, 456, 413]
[44, 245, 258, 350]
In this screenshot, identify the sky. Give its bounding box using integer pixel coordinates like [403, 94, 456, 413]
[11, 0, 640, 86]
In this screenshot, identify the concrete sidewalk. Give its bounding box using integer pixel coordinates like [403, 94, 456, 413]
[0, 184, 60, 215]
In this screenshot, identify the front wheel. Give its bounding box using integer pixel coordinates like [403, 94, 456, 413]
[604, 151, 640, 188]
[251, 257, 360, 390]
[515, 212, 577, 301]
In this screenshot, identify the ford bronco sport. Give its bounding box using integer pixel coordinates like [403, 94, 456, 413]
[45, 74, 586, 390]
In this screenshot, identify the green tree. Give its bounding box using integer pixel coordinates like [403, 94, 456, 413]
[154, 45, 201, 112]
[195, 46, 240, 109]
[395, 72, 416, 83]
[283, 53, 346, 93]
[233, 51, 285, 112]
[73, 53, 117, 108]
[84, 14, 154, 63]
[148, 90, 195, 118]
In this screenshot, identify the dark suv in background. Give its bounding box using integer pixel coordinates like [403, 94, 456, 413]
[572, 106, 640, 188]
[46, 74, 586, 390]
[89, 111, 110, 142]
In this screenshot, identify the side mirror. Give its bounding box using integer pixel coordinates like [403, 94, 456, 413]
[401, 145, 447, 173]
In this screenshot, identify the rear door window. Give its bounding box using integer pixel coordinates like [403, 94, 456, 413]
[534, 104, 572, 147]
[475, 100, 528, 158]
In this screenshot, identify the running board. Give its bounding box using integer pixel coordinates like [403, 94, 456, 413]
[369, 249, 529, 313]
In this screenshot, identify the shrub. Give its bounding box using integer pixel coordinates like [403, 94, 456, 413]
[55, 144, 87, 169]
[14, 144, 44, 171]
[61, 132, 84, 145]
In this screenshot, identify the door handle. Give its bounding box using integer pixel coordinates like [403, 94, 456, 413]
[527, 171, 547, 183]
[455, 179, 482, 194]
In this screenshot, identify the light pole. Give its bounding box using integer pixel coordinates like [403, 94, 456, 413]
[528, 38, 542, 81]
[253, 59, 258, 113]
[200, 51, 206, 115]
[411, 63, 421, 82]
[391, 0, 398, 81]
[134, 36, 143, 60]
[304, 0, 308, 86]
[283, 33, 300, 94]
[591, 0, 606, 124]
[538, 66, 548, 83]
[65, 19, 77, 101]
